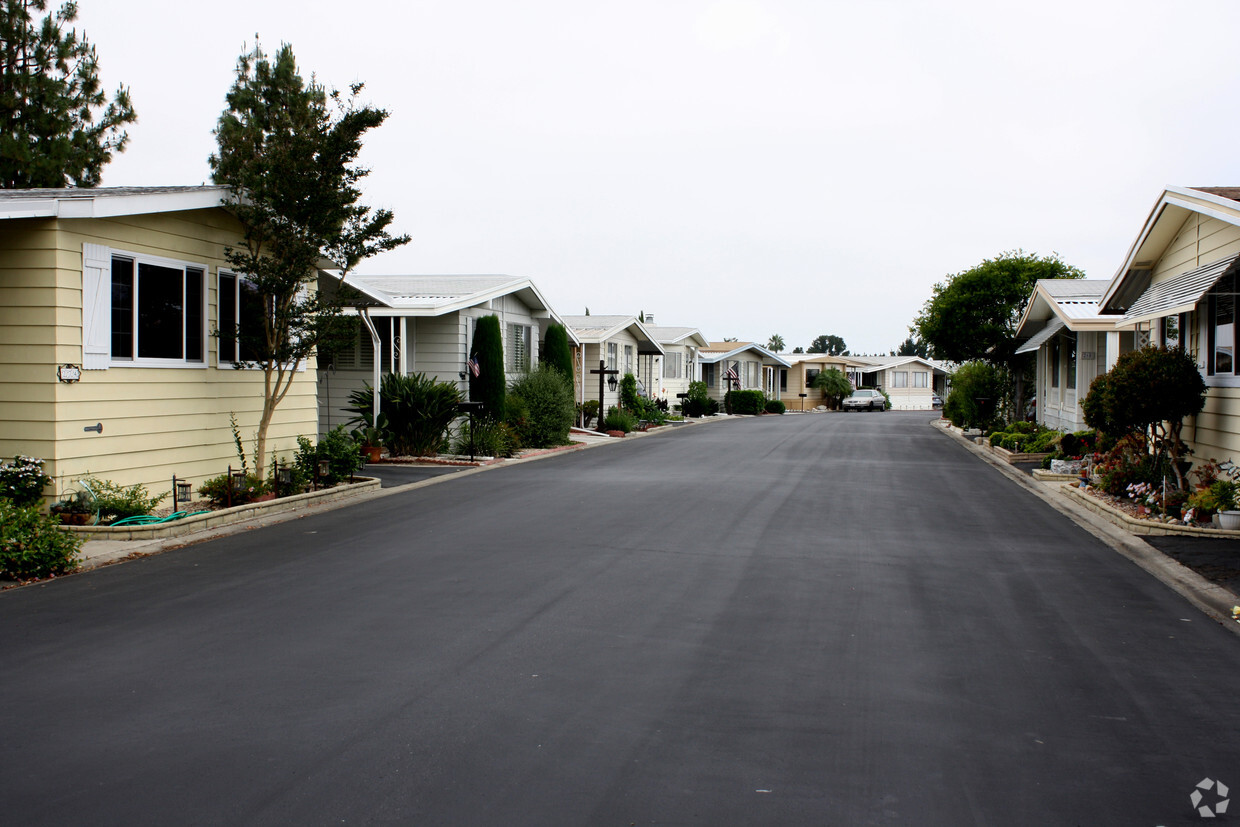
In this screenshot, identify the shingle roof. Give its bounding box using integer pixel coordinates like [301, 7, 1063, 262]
[1190, 187, 1240, 202]
[0, 185, 229, 219]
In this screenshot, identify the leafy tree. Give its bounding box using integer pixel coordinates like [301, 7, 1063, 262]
[209, 42, 409, 477]
[0, 0, 137, 187]
[896, 335, 930, 358]
[1082, 346, 1206, 489]
[812, 368, 853, 409]
[722, 336, 738, 343]
[942, 361, 1005, 430]
[791, 346, 804, 354]
[542, 322, 574, 381]
[915, 251, 1083, 365]
[915, 250, 1083, 419]
[766, 334, 785, 352]
[809, 334, 847, 355]
[469, 314, 505, 421]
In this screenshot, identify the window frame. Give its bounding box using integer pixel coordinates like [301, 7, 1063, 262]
[216, 269, 267, 367]
[109, 250, 207, 369]
[507, 322, 532, 372]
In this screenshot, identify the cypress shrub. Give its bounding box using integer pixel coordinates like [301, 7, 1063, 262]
[542, 323, 574, 382]
[470, 314, 506, 422]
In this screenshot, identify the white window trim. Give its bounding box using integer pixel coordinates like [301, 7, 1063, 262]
[99, 246, 209, 370]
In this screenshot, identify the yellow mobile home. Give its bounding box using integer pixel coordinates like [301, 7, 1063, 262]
[0, 187, 319, 502]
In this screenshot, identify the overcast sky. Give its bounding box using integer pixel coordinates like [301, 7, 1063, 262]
[78, 0, 1240, 354]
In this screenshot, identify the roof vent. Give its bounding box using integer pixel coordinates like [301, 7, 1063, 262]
[644, 313, 655, 324]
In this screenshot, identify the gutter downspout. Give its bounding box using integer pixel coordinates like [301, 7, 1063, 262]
[359, 307, 382, 428]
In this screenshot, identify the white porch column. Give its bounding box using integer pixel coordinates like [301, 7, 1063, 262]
[399, 317, 408, 376]
[1106, 330, 1120, 371]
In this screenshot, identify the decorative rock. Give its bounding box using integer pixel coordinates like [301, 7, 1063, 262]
[1050, 459, 1084, 475]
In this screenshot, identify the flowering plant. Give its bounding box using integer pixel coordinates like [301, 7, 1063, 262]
[0, 455, 52, 507]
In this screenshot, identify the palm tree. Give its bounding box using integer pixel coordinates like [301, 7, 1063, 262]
[766, 334, 785, 353]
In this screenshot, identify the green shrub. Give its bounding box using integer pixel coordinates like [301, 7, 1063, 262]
[509, 364, 575, 448]
[469, 314, 506, 422]
[682, 380, 718, 418]
[80, 477, 167, 524]
[0, 455, 52, 507]
[1083, 346, 1206, 489]
[603, 406, 639, 433]
[0, 500, 82, 580]
[198, 472, 268, 508]
[1059, 430, 1096, 458]
[348, 372, 461, 457]
[628, 393, 667, 424]
[725, 389, 766, 415]
[577, 399, 600, 429]
[1188, 480, 1238, 517]
[943, 361, 1004, 429]
[294, 426, 365, 488]
[619, 373, 641, 412]
[877, 388, 892, 410]
[542, 322, 574, 381]
[453, 418, 518, 458]
[764, 399, 786, 414]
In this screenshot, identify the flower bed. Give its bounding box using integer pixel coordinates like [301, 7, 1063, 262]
[1066, 484, 1240, 537]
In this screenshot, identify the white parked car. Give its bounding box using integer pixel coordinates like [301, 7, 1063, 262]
[842, 389, 886, 411]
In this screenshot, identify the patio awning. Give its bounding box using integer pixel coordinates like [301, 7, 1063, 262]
[1015, 318, 1065, 355]
[1122, 253, 1240, 325]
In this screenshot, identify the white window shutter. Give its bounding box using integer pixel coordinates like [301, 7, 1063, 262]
[82, 243, 110, 369]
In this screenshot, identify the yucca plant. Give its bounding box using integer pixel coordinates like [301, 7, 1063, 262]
[348, 372, 462, 457]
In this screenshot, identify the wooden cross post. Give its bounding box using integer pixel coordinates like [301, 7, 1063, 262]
[589, 359, 619, 431]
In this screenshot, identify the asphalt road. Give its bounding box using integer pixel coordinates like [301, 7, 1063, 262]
[3, 412, 1239, 826]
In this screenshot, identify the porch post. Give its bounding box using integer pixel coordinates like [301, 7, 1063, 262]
[1106, 330, 1120, 371]
[399, 317, 409, 376]
[359, 308, 382, 428]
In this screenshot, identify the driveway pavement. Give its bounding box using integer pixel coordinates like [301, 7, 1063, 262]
[2, 412, 1238, 825]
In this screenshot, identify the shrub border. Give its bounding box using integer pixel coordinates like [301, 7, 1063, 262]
[60, 477, 381, 541]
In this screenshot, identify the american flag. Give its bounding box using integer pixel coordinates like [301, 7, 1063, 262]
[468, 356, 481, 377]
[725, 364, 738, 382]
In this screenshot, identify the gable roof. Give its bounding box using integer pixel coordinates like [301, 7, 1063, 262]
[698, 341, 791, 367]
[338, 274, 578, 342]
[845, 355, 947, 374]
[1101, 186, 1240, 314]
[0, 186, 230, 219]
[561, 315, 663, 354]
[643, 324, 709, 349]
[1015, 279, 1118, 339]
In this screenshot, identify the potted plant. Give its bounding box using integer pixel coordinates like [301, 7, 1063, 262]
[351, 425, 385, 463]
[49, 493, 95, 526]
[1208, 480, 1240, 529]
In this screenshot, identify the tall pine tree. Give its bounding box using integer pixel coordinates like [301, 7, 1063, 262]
[209, 41, 409, 477]
[0, 0, 137, 187]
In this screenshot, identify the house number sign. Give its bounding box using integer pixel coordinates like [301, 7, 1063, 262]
[57, 364, 81, 383]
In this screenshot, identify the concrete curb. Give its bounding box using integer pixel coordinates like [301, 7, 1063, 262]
[933, 421, 1240, 634]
